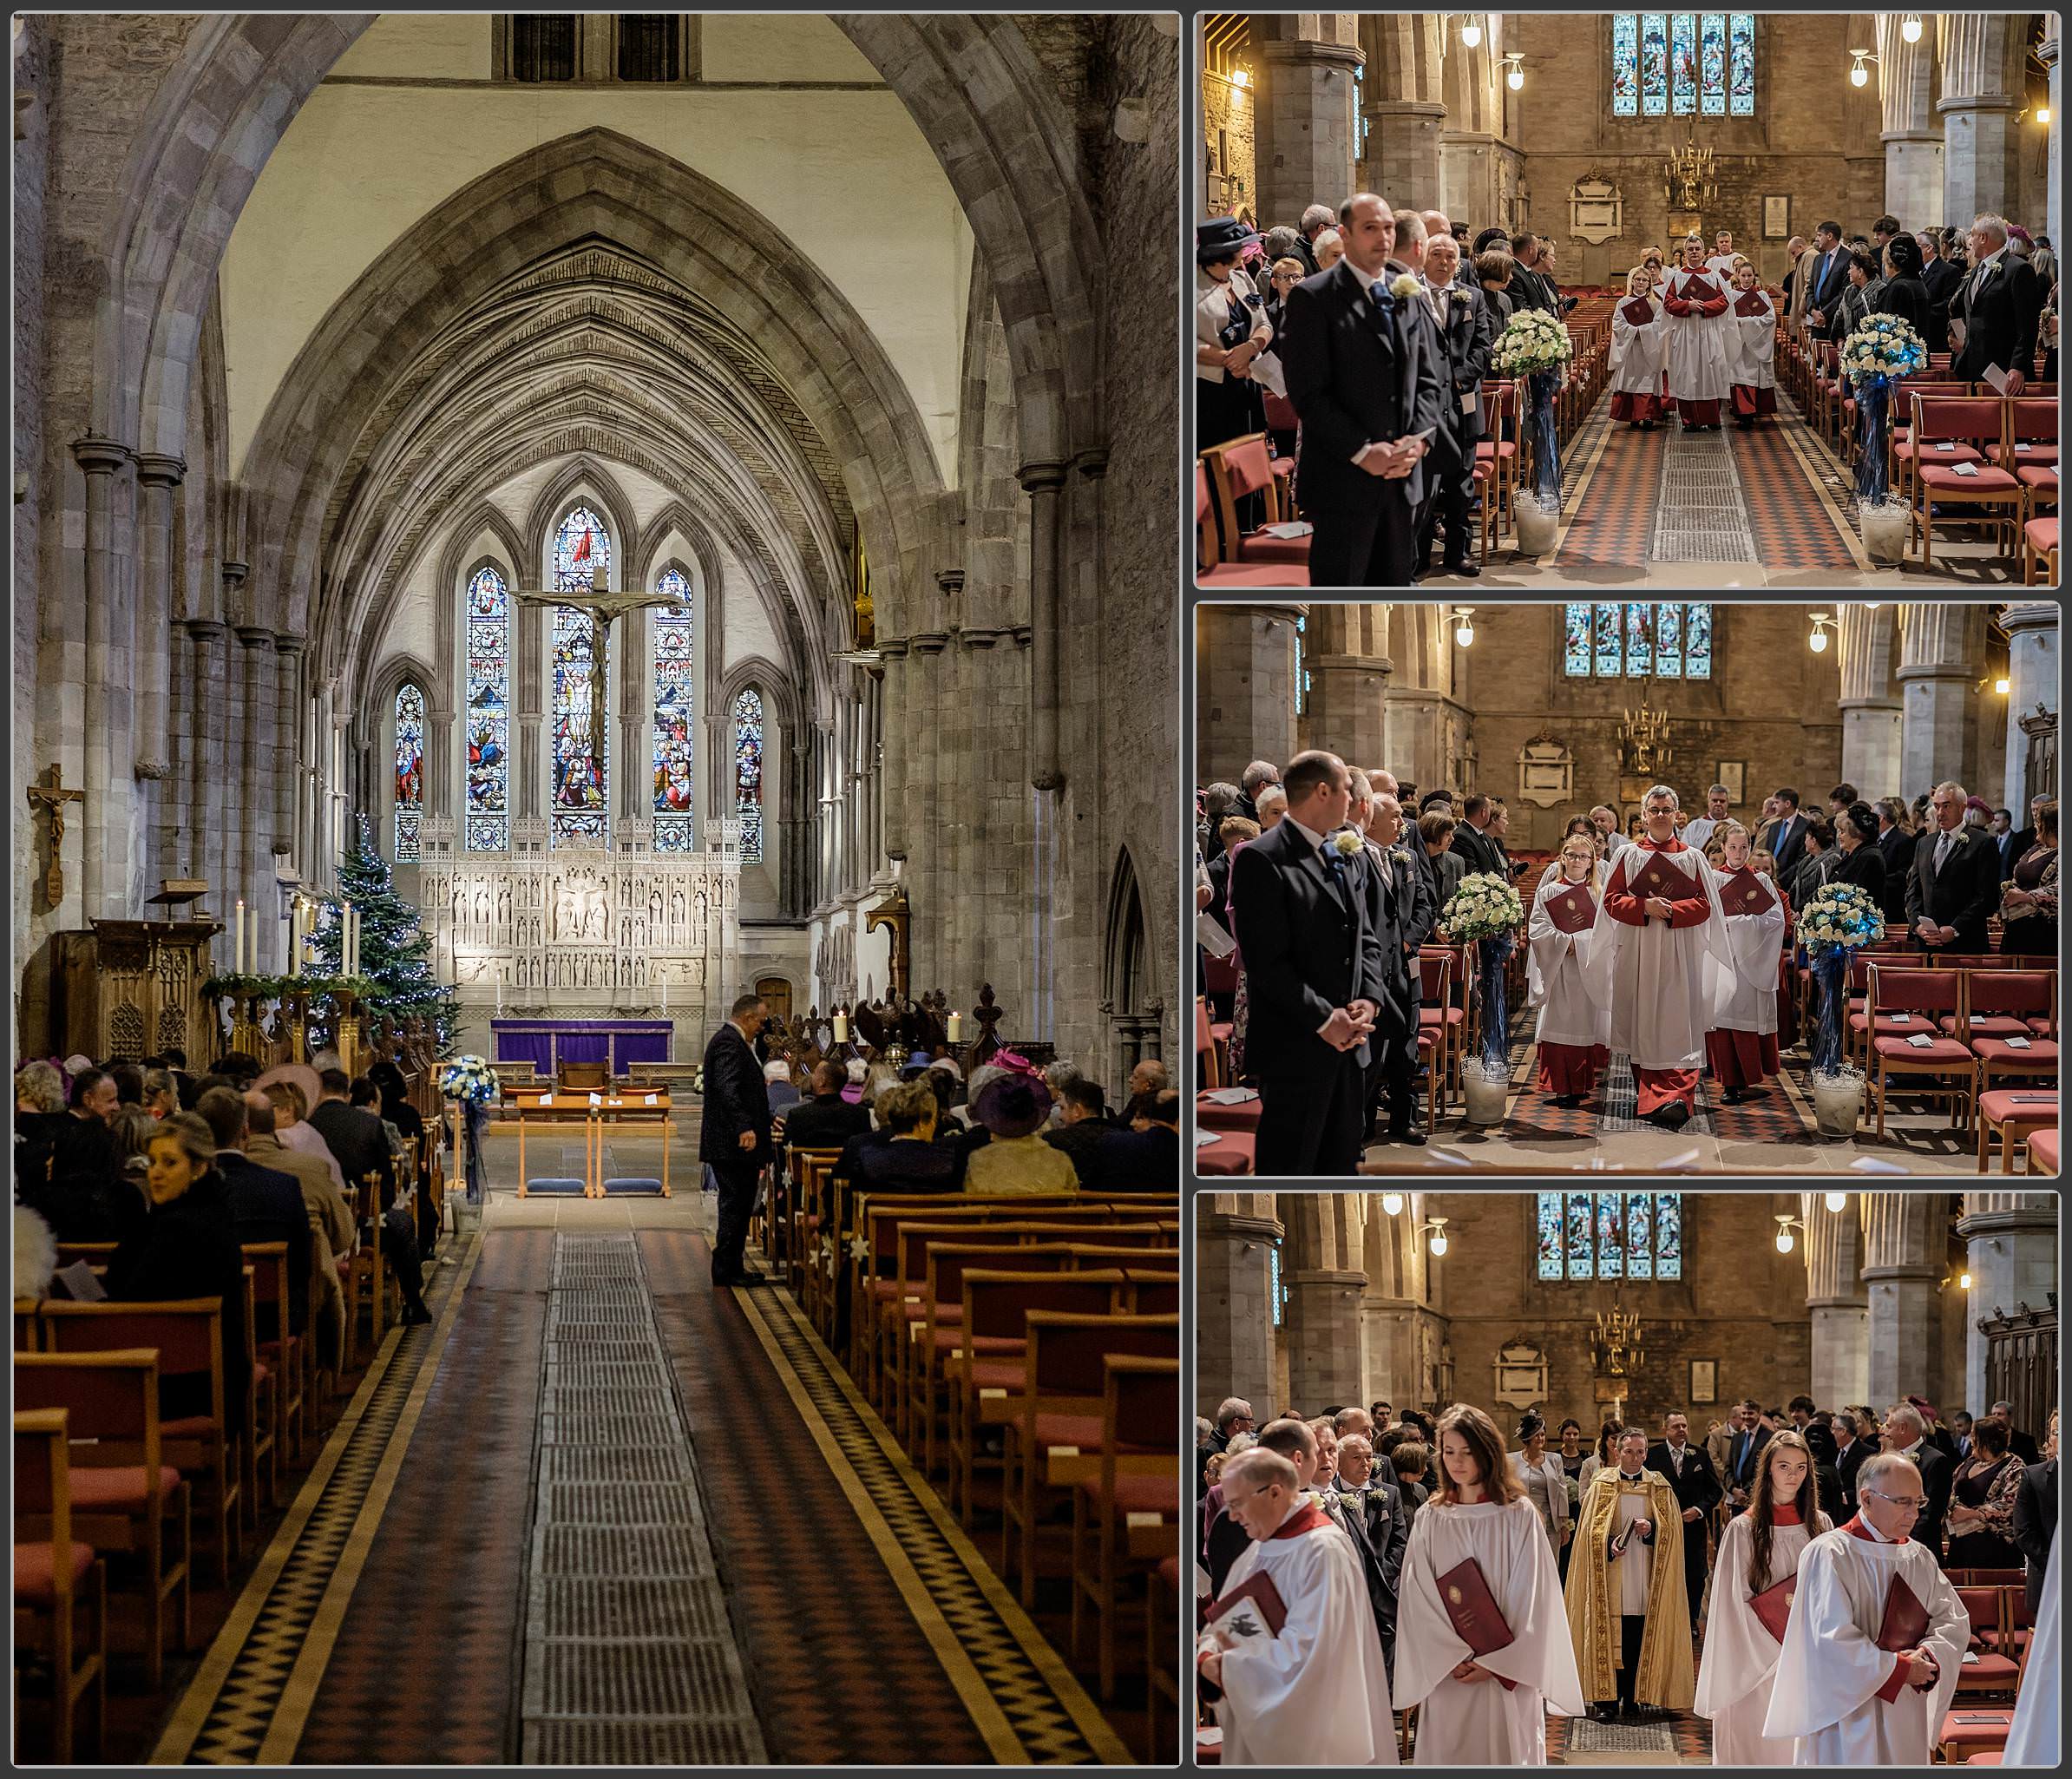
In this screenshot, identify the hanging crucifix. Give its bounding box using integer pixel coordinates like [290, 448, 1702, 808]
[25, 763, 84, 907]
[508, 528, 679, 825]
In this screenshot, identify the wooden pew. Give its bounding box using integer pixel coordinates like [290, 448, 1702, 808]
[14, 1405, 107, 1762]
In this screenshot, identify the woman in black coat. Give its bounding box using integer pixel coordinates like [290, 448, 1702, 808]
[1872, 233, 1930, 335]
[1829, 802, 1889, 906]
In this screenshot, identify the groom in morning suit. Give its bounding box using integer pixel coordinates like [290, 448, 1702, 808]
[700, 990, 775, 1286]
[1229, 751, 1387, 1175]
[1280, 194, 1449, 588]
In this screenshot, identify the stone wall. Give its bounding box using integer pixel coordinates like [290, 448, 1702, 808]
[1202, 62, 1257, 217]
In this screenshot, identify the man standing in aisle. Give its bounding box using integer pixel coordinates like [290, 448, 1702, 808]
[1647, 1411, 1723, 1637]
[701, 991, 773, 1287]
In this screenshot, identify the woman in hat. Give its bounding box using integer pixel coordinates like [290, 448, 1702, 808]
[962, 1068, 1079, 1196]
[1197, 215, 1274, 472]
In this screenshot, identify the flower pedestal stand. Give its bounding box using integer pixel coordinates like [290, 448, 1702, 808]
[1854, 375, 1892, 505]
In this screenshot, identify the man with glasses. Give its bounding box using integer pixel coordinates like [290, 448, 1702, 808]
[1904, 780, 1999, 955]
[1880, 1402, 1954, 1559]
[1763, 1450, 1969, 1761]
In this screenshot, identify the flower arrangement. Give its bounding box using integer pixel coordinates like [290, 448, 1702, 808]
[1795, 883, 1887, 957]
[1839, 313, 1926, 387]
[1439, 872, 1526, 943]
[437, 1055, 502, 1105]
[1492, 308, 1575, 379]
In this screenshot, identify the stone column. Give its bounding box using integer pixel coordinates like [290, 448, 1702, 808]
[2042, 26, 2062, 247]
[1956, 1193, 2058, 1415]
[1938, 10, 2023, 227]
[1802, 1191, 1872, 1410]
[879, 640, 908, 862]
[1999, 602, 2058, 809]
[132, 455, 183, 793]
[1897, 601, 1978, 798]
[1196, 603, 1301, 784]
[1307, 603, 1392, 772]
[1196, 1198, 1283, 1417]
[1877, 12, 1944, 225]
[1836, 604, 1902, 797]
[219, 561, 249, 905]
[183, 618, 227, 898]
[1253, 16, 1362, 238]
[237, 627, 276, 927]
[1287, 1270, 1369, 1410]
[1860, 1190, 1947, 1414]
[1021, 463, 1066, 794]
[273, 637, 304, 864]
[1364, 101, 1444, 204]
[72, 436, 134, 918]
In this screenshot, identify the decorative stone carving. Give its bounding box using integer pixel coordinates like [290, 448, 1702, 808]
[1492, 1337, 1549, 1408]
[1516, 732, 1574, 809]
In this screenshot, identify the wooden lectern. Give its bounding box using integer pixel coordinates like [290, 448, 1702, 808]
[45, 881, 224, 1061]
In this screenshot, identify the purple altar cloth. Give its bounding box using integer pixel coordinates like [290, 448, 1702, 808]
[491, 1018, 672, 1076]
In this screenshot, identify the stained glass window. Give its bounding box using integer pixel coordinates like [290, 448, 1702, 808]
[1294, 614, 1311, 714]
[1269, 1241, 1285, 1327]
[1610, 13, 1639, 115]
[1640, 13, 1669, 115]
[1729, 13, 1754, 114]
[550, 508, 611, 847]
[733, 686, 765, 864]
[1538, 1193, 1685, 1278]
[464, 564, 510, 851]
[392, 683, 424, 863]
[1700, 14, 1727, 115]
[652, 567, 694, 854]
[1564, 605, 1715, 677]
[1670, 13, 1696, 113]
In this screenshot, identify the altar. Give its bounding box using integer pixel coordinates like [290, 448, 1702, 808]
[491, 1017, 672, 1078]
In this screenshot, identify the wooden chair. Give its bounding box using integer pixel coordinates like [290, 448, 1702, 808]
[1195, 462, 1305, 588]
[1951, 1586, 2021, 1700]
[1201, 434, 1309, 573]
[1889, 380, 1981, 503]
[1069, 1353, 1179, 1700]
[1909, 396, 2025, 566]
[1960, 969, 2057, 1103]
[245, 1241, 301, 1482]
[1867, 964, 1978, 1137]
[14, 1406, 106, 1762]
[343, 1174, 391, 1372]
[15, 1349, 192, 1689]
[2022, 514, 2059, 585]
[2029, 1126, 2059, 1174]
[1417, 950, 1459, 1115]
[38, 1299, 241, 1586]
[1145, 1553, 1180, 1763]
[1976, 1090, 2056, 1175]
[1476, 380, 1519, 554]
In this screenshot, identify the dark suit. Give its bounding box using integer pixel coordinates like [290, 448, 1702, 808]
[1078, 1122, 1181, 1190]
[105, 1167, 251, 1434]
[1449, 821, 1505, 881]
[782, 1093, 873, 1155]
[1229, 818, 1387, 1175]
[1876, 825, 1918, 928]
[1904, 823, 2001, 955]
[1920, 256, 1963, 354]
[699, 1021, 772, 1283]
[1805, 243, 1853, 333]
[1769, 811, 1809, 881]
[2012, 1457, 2056, 1614]
[1837, 1433, 1879, 1513]
[308, 1099, 396, 1209]
[1417, 279, 1497, 569]
[1281, 258, 1449, 587]
[2005, 1425, 2042, 1466]
[1725, 1423, 1773, 1499]
[1316, 1487, 1400, 1681]
[1951, 250, 2044, 382]
[1361, 841, 1426, 1139]
[1905, 1440, 1955, 1560]
[1648, 1440, 1724, 1631]
[1352, 1478, 1410, 1677]
[215, 1150, 314, 1337]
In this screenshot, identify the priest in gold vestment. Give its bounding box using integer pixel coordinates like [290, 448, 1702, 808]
[1565, 1428, 1695, 1720]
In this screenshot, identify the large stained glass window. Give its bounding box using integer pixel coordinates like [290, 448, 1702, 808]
[1538, 1192, 1685, 1279]
[1564, 604, 1715, 677]
[393, 682, 424, 863]
[464, 564, 510, 851]
[1615, 15, 1750, 118]
[732, 686, 765, 864]
[652, 567, 694, 854]
[550, 507, 611, 847]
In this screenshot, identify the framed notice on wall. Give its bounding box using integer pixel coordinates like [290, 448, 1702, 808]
[1689, 1359, 1717, 1405]
[1763, 195, 1790, 240]
[1716, 761, 1745, 805]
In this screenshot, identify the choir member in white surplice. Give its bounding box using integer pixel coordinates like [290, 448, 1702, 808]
[1201, 1447, 1398, 1766]
[1661, 238, 1734, 430]
[1528, 835, 1611, 1107]
[1702, 820, 1785, 1104]
[1763, 1452, 1969, 1764]
[1393, 1404, 1584, 1765]
[1610, 268, 1668, 430]
[1583, 784, 1730, 1129]
[1695, 1430, 1833, 1765]
[2004, 1532, 2059, 1765]
[1726, 264, 1780, 425]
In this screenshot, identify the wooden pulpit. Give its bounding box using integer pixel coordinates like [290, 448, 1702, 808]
[48, 918, 224, 1061]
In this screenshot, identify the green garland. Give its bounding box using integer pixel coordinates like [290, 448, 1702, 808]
[200, 973, 378, 1001]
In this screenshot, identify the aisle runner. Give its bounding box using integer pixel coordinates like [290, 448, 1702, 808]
[1650, 420, 1759, 563]
[518, 1233, 766, 1763]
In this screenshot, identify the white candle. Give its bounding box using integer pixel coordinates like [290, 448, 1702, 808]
[495, 976, 502, 1016]
[288, 903, 301, 977]
[235, 900, 246, 974]
[947, 1011, 963, 1043]
[833, 1011, 849, 1042]
[659, 976, 667, 1014]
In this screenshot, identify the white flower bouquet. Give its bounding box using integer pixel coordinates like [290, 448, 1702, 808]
[1439, 872, 1526, 944]
[1492, 308, 1575, 379]
[1796, 882, 1886, 958]
[437, 1054, 502, 1105]
[1839, 312, 1926, 387]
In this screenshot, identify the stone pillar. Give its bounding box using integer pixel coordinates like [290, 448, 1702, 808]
[1364, 101, 1445, 203]
[1957, 1193, 2058, 1415]
[1287, 1270, 1369, 1411]
[1938, 11, 2023, 227]
[219, 561, 249, 903]
[2042, 26, 2062, 247]
[1877, 12, 1944, 226]
[1196, 1198, 1282, 1417]
[1196, 603, 1301, 784]
[1021, 463, 1066, 794]
[183, 618, 227, 897]
[72, 436, 134, 919]
[1439, 134, 1498, 235]
[1253, 16, 1362, 236]
[1861, 1190, 1947, 1414]
[1307, 603, 1392, 771]
[1999, 602, 2058, 809]
[132, 455, 183, 789]
[237, 627, 276, 926]
[1802, 1192, 1872, 1410]
[879, 640, 908, 862]
[1836, 604, 1903, 798]
[1898, 601, 1978, 799]
[273, 637, 304, 863]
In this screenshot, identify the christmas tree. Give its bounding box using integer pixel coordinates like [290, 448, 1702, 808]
[310, 814, 460, 1053]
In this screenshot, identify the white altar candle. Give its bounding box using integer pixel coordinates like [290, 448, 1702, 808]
[495, 976, 502, 1016]
[833, 1011, 849, 1042]
[288, 902, 302, 976]
[235, 900, 246, 974]
[947, 1011, 963, 1043]
[659, 976, 667, 1014]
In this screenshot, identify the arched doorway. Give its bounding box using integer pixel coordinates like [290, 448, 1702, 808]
[1102, 844, 1161, 1087]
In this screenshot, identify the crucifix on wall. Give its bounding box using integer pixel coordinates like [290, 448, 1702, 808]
[26, 764, 84, 908]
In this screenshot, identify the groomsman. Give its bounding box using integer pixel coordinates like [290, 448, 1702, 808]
[1647, 1412, 1723, 1637]
[1413, 228, 1494, 580]
[1905, 781, 2001, 955]
[1281, 194, 1448, 588]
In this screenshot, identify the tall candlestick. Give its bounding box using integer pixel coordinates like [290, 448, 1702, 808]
[235, 900, 246, 975]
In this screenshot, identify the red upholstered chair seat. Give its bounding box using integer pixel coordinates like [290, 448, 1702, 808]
[1970, 1038, 2058, 1067]
[1033, 1411, 1110, 1450]
[1233, 533, 1312, 565]
[870, 1279, 903, 1302]
[958, 1357, 1026, 1391]
[900, 1299, 963, 1325]
[1854, 1010, 1936, 1037]
[1196, 1095, 1262, 1133]
[1921, 465, 2020, 492]
[1901, 440, 1982, 465]
[932, 1327, 1023, 1356]
[2025, 517, 2059, 553]
[1076, 1473, 1181, 1516]
[2029, 1129, 2058, 1172]
[2017, 467, 2058, 494]
[1940, 1710, 2013, 1752]
[2007, 443, 2059, 465]
[13, 1539, 95, 1606]
[65, 1465, 184, 1511]
[159, 1415, 220, 1440]
[1953, 1652, 2020, 1691]
[1199, 561, 1309, 587]
[1873, 1035, 1976, 1066]
[1968, 1752, 2006, 1763]
[1941, 1014, 2033, 1037]
[1978, 1089, 2057, 1124]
